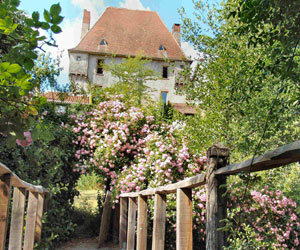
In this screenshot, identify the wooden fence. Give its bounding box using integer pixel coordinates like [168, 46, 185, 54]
[0, 162, 48, 250]
[117, 140, 300, 250]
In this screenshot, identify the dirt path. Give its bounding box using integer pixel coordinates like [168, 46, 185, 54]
[57, 238, 118, 250]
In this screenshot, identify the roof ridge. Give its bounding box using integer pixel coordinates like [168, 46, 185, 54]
[107, 6, 153, 12]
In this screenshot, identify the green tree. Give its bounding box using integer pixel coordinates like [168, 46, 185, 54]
[0, 0, 64, 147]
[178, 0, 300, 160]
[95, 53, 159, 106]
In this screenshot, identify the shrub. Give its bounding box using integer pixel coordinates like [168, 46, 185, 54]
[0, 104, 81, 249]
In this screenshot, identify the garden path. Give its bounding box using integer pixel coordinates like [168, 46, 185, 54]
[57, 238, 118, 250]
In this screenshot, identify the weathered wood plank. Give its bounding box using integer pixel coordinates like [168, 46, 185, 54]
[24, 191, 38, 250]
[34, 193, 44, 243]
[0, 174, 11, 250]
[206, 144, 229, 250]
[119, 197, 128, 250]
[216, 140, 300, 175]
[152, 194, 166, 250]
[98, 191, 112, 248]
[127, 197, 137, 250]
[9, 187, 26, 250]
[137, 195, 147, 250]
[176, 188, 192, 250]
[120, 173, 206, 198]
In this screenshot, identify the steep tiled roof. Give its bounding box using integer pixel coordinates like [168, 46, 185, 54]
[172, 103, 197, 115]
[69, 7, 187, 61]
[42, 92, 89, 104]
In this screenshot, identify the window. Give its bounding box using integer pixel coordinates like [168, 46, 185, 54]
[159, 45, 166, 51]
[161, 92, 168, 104]
[100, 39, 107, 45]
[97, 59, 104, 74]
[162, 66, 168, 78]
[76, 56, 81, 61]
[180, 64, 184, 69]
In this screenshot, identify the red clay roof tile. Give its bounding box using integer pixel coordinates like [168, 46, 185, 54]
[70, 7, 187, 61]
[42, 92, 89, 104]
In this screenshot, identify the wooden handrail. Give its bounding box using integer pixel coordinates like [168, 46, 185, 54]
[0, 162, 48, 250]
[0, 163, 48, 194]
[118, 140, 300, 250]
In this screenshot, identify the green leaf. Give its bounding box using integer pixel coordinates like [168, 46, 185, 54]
[29, 106, 38, 116]
[0, 62, 10, 70]
[32, 11, 39, 22]
[51, 24, 62, 34]
[7, 64, 21, 73]
[27, 51, 38, 60]
[24, 58, 34, 70]
[41, 22, 50, 30]
[25, 18, 34, 27]
[50, 4, 62, 17]
[51, 15, 64, 25]
[10, 0, 20, 7]
[43, 9, 51, 22]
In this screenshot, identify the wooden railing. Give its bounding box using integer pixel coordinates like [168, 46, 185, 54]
[0, 162, 48, 250]
[118, 140, 300, 250]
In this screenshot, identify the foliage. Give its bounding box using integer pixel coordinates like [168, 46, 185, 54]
[221, 181, 300, 249]
[178, 0, 300, 160]
[98, 53, 159, 106]
[0, 0, 64, 146]
[0, 104, 81, 249]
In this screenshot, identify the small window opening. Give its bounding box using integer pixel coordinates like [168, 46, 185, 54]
[180, 64, 184, 69]
[97, 59, 104, 74]
[76, 56, 81, 61]
[159, 45, 166, 51]
[161, 92, 168, 104]
[100, 39, 108, 46]
[162, 66, 168, 78]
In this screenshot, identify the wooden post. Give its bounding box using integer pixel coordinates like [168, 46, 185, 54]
[23, 191, 38, 250]
[0, 174, 11, 250]
[119, 197, 128, 250]
[127, 197, 137, 250]
[98, 191, 112, 247]
[137, 195, 147, 250]
[34, 193, 44, 243]
[176, 188, 192, 250]
[112, 203, 120, 244]
[9, 187, 26, 250]
[206, 144, 229, 250]
[152, 194, 166, 250]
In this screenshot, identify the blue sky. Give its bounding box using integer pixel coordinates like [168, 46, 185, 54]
[19, 0, 209, 86]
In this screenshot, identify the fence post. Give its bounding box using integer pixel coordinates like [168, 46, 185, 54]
[206, 144, 229, 250]
[98, 191, 112, 247]
[119, 197, 128, 250]
[137, 195, 147, 250]
[34, 193, 44, 243]
[176, 188, 192, 250]
[0, 174, 11, 250]
[127, 197, 137, 250]
[9, 187, 26, 250]
[23, 191, 38, 250]
[152, 193, 166, 250]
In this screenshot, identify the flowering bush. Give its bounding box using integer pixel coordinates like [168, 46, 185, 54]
[224, 184, 300, 249]
[72, 96, 300, 249]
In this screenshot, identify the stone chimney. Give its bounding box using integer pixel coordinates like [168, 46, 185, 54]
[81, 9, 90, 39]
[172, 23, 181, 46]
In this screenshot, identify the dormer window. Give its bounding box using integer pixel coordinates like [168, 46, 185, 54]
[100, 39, 108, 46]
[159, 45, 166, 51]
